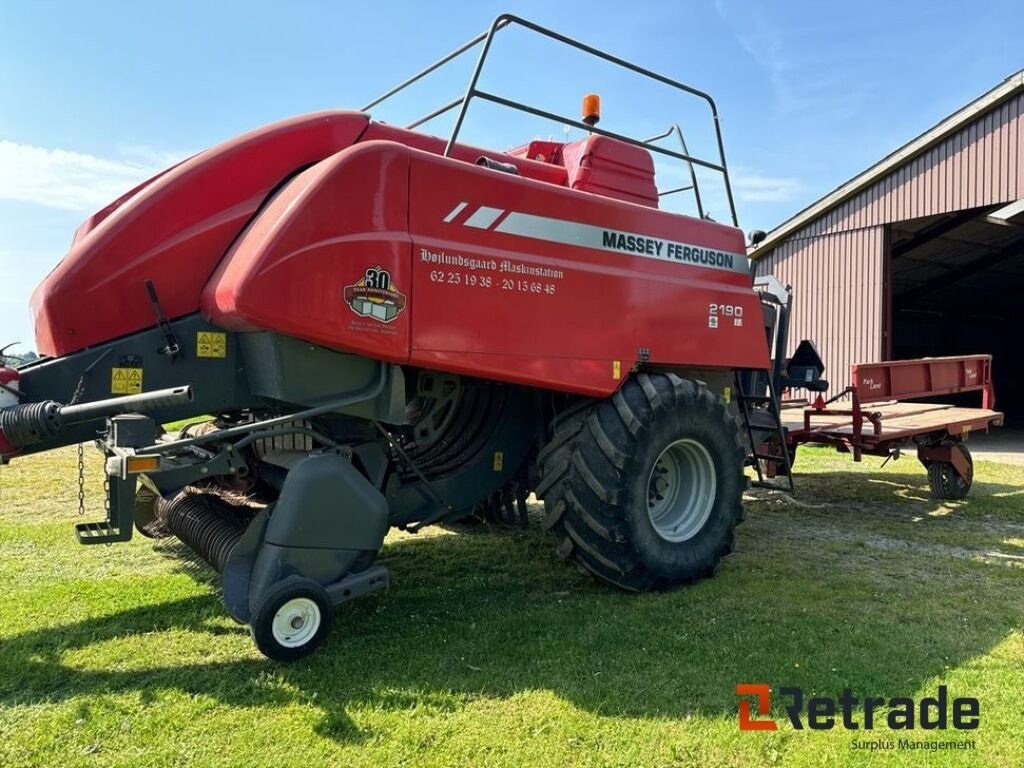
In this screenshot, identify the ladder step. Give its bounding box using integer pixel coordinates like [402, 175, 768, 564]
[75, 521, 131, 545]
[735, 372, 795, 492]
[747, 414, 782, 429]
[750, 480, 795, 493]
[737, 395, 773, 404]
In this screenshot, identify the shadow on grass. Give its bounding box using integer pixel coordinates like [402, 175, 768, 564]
[785, 467, 1023, 506]
[768, 468, 1024, 554]
[0, 468, 1022, 743]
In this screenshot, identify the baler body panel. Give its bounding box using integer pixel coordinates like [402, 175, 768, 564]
[202, 142, 414, 364]
[359, 122, 569, 187]
[29, 111, 370, 357]
[201, 135, 767, 397]
[406, 151, 766, 395]
[26, 105, 769, 398]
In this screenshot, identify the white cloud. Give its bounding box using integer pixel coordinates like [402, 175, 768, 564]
[116, 142, 190, 169]
[733, 173, 803, 203]
[0, 140, 184, 213]
[712, 1, 871, 120]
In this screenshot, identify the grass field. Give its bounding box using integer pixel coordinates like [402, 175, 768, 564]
[0, 445, 1021, 767]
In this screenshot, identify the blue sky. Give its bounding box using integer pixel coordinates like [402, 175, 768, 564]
[1, 0, 1021, 349]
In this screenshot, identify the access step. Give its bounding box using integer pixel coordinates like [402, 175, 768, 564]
[750, 480, 795, 492]
[75, 520, 132, 544]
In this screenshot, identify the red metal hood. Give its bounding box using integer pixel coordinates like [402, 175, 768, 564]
[30, 111, 370, 357]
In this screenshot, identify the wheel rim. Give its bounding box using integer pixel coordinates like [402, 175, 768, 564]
[647, 438, 717, 542]
[271, 597, 321, 648]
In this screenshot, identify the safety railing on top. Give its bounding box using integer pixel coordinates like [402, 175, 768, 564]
[360, 14, 738, 226]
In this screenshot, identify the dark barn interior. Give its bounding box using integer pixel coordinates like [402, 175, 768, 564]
[889, 201, 1024, 423]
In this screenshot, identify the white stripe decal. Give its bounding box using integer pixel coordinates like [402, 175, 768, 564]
[492, 211, 750, 274]
[443, 201, 468, 223]
[463, 206, 505, 230]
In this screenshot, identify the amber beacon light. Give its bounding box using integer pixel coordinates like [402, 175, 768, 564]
[582, 93, 601, 126]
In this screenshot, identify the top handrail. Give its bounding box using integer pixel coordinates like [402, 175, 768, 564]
[360, 20, 511, 112]
[645, 124, 705, 219]
[360, 13, 738, 226]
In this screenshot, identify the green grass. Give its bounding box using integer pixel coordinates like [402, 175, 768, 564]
[0, 445, 1022, 767]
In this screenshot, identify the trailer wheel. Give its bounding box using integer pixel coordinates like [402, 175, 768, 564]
[537, 374, 745, 592]
[250, 577, 334, 662]
[927, 443, 973, 500]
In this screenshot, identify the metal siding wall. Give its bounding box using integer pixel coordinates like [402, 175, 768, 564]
[755, 94, 1023, 391]
[817, 94, 1023, 234]
[755, 227, 884, 394]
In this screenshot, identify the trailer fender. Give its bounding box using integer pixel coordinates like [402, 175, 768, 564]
[917, 441, 973, 482]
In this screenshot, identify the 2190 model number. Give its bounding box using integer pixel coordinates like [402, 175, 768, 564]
[709, 303, 744, 317]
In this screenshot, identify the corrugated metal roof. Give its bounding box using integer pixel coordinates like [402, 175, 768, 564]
[751, 70, 1024, 256]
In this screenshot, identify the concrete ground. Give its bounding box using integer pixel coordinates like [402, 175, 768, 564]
[970, 426, 1024, 466]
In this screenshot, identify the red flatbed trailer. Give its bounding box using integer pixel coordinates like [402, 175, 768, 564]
[779, 355, 1004, 498]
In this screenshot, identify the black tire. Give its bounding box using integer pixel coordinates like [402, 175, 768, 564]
[536, 398, 595, 544]
[250, 577, 334, 662]
[927, 443, 973, 500]
[536, 373, 745, 592]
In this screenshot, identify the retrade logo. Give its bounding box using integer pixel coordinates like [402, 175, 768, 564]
[737, 684, 777, 731]
[736, 685, 979, 731]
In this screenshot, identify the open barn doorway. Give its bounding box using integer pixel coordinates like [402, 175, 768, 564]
[888, 202, 1024, 424]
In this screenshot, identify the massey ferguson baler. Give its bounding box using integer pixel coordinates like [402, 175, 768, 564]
[0, 16, 1003, 660]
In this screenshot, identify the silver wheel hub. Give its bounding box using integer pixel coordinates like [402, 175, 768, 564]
[646, 438, 717, 542]
[271, 597, 321, 648]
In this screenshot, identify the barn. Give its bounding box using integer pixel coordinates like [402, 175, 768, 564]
[751, 71, 1024, 422]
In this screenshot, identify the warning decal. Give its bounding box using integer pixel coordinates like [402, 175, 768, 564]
[111, 367, 143, 394]
[197, 332, 227, 358]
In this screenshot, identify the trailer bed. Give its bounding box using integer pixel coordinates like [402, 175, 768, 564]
[783, 401, 1003, 448]
[755, 354, 1006, 499]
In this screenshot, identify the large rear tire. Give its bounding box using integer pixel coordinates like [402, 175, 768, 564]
[536, 373, 745, 592]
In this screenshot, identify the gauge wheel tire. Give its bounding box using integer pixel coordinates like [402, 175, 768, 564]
[926, 443, 973, 500]
[537, 373, 745, 592]
[250, 577, 334, 662]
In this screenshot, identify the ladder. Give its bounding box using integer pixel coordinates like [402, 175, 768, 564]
[735, 372, 795, 493]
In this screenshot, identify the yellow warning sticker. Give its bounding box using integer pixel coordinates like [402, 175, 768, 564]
[612, 360, 622, 380]
[111, 367, 143, 394]
[723, 386, 732, 404]
[197, 331, 227, 358]
[493, 451, 504, 471]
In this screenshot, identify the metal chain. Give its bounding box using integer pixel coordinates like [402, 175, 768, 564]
[76, 442, 110, 520]
[71, 370, 109, 526]
[77, 442, 86, 516]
